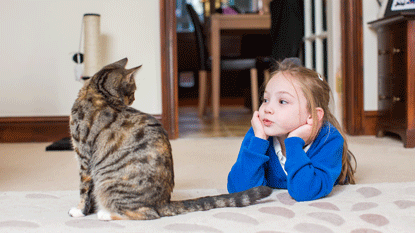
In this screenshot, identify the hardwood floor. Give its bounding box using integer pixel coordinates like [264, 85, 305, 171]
[178, 106, 252, 138]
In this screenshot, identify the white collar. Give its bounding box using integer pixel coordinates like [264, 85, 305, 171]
[273, 137, 312, 175]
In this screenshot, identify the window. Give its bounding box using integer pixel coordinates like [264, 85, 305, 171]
[304, 0, 328, 79]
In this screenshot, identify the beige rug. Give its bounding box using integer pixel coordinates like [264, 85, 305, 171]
[1, 181, 415, 233]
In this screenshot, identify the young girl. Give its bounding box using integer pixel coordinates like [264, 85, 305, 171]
[227, 58, 356, 202]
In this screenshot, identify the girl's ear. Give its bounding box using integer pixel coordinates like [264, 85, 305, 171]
[306, 107, 325, 125]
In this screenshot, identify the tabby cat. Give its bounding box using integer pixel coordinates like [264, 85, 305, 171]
[68, 58, 272, 220]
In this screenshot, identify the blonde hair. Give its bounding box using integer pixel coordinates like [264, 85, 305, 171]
[269, 60, 356, 185]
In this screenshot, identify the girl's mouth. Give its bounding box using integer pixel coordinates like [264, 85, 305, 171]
[263, 119, 273, 127]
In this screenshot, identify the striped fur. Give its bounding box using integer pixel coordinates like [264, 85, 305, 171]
[68, 58, 273, 220]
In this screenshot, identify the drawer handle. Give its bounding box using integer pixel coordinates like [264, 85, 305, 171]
[378, 48, 402, 55]
[392, 48, 401, 54]
[379, 95, 401, 102]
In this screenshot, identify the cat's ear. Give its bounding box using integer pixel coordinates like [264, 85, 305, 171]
[125, 65, 142, 82]
[113, 58, 128, 68]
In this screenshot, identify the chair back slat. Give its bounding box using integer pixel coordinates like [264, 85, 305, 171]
[186, 4, 209, 70]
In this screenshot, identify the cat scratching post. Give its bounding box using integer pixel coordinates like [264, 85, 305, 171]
[83, 13, 101, 80]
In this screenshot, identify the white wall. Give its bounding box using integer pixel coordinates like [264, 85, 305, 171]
[0, 0, 161, 117]
[363, 0, 382, 111]
[327, 0, 343, 123]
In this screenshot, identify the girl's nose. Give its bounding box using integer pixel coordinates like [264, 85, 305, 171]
[264, 104, 273, 114]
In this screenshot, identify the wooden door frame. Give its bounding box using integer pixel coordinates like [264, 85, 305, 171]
[160, 0, 179, 139]
[162, 0, 366, 138]
[341, 0, 365, 135]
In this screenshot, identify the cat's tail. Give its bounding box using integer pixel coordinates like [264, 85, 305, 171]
[155, 185, 273, 217]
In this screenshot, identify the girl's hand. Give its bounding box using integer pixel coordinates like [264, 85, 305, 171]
[288, 108, 324, 145]
[288, 124, 313, 145]
[251, 111, 268, 140]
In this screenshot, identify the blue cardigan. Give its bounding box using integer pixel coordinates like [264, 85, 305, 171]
[227, 122, 344, 201]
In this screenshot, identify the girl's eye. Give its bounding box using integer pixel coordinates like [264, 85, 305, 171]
[262, 98, 269, 103]
[279, 99, 288, 104]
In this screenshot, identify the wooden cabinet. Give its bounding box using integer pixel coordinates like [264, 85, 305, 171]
[369, 13, 415, 148]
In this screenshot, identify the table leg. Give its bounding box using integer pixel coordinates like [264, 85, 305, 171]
[211, 19, 220, 118]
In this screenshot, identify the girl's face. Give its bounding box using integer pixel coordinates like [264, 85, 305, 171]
[259, 72, 310, 137]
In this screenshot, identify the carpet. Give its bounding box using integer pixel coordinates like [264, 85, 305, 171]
[1, 182, 414, 233]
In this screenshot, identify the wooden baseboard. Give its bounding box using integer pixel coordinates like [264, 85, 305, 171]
[0, 115, 162, 143]
[363, 111, 379, 135]
[0, 116, 71, 143]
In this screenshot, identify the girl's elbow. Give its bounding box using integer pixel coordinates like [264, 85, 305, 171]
[288, 189, 324, 202]
[288, 190, 311, 202]
[227, 181, 237, 193]
[288, 183, 330, 202]
[226, 175, 247, 193]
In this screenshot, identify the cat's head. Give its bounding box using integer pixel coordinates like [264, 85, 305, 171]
[90, 58, 142, 106]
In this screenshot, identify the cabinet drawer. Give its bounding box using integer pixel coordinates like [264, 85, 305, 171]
[377, 24, 407, 121]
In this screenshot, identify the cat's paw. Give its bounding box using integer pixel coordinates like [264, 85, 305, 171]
[97, 210, 112, 221]
[68, 207, 85, 218]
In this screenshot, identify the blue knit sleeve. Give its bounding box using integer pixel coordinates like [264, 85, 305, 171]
[284, 125, 344, 201]
[227, 127, 270, 193]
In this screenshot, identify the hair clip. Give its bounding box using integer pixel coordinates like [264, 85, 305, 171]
[318, 74, 323, 81]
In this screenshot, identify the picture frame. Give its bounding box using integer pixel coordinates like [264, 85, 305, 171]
[384, 0, 415, 17]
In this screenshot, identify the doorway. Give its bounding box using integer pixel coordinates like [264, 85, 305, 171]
[175, 0, 261, 138]
[161, 0, 365, 139]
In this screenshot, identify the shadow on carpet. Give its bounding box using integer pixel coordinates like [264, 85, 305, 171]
[45, 137, 73, 151]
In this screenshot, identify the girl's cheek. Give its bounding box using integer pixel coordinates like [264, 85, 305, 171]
[258, 111, 264, 121]
[258, 105, 264, 116]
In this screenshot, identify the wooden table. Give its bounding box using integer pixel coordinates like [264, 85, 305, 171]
[209, 13, 271, 118]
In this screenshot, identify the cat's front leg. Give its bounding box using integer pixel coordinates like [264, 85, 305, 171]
[68, 207, 85, 218]
[68, 180, 95, 217]
[69, 148, 96, 217]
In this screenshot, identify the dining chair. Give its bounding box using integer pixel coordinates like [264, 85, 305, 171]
[185, 4, 260, 117]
